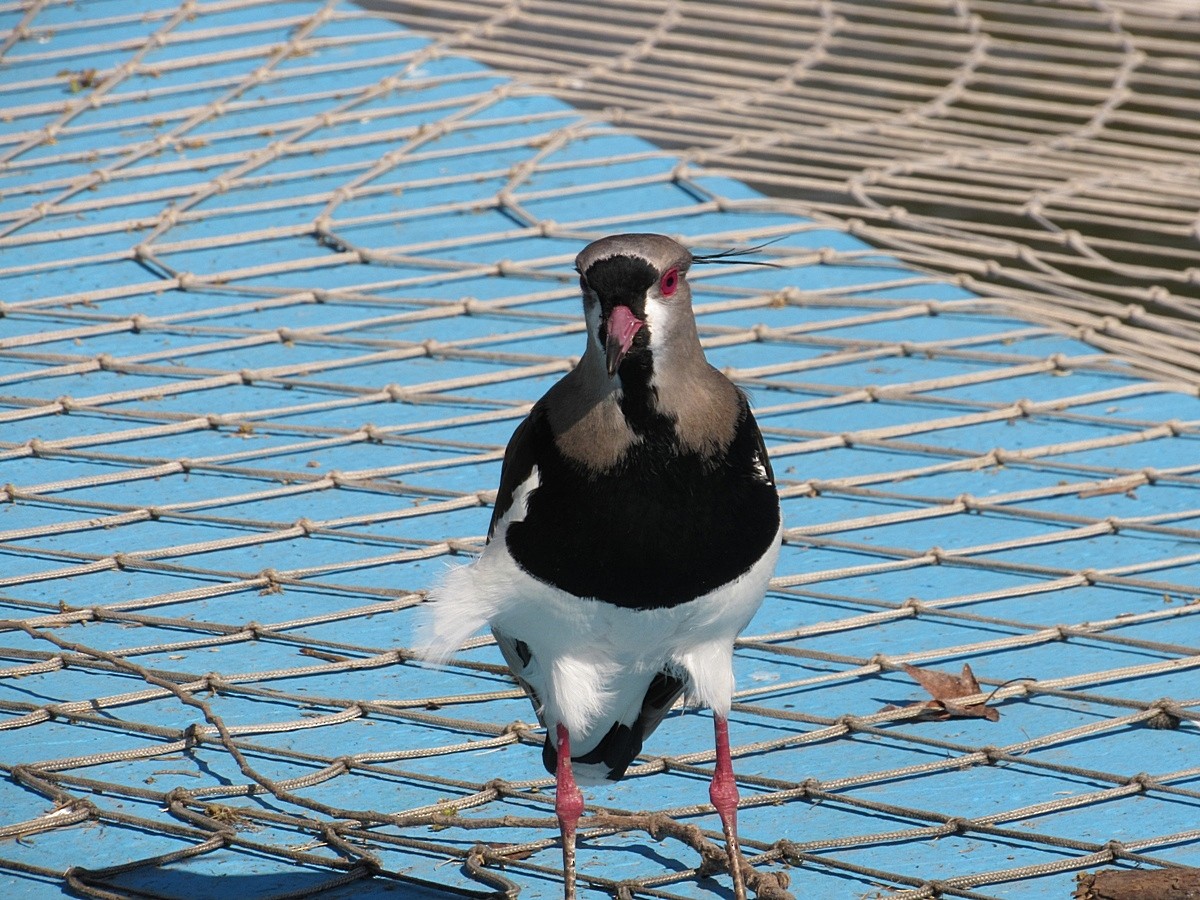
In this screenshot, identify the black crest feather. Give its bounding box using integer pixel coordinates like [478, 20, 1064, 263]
[691, 237, 786, 268]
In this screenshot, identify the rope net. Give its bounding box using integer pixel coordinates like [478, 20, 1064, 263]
[376, 0, 1200, 380]
[0, 1, 1197, 898]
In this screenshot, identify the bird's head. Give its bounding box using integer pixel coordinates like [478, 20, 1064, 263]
[574, 233, 695, 379]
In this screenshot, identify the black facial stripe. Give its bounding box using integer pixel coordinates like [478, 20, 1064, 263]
[583, 255, 657, 320]
[584, 254, 658, 368]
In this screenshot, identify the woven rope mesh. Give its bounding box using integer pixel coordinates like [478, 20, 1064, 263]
[0, 1, 1198, 898]
[376, 0, 1200, 378]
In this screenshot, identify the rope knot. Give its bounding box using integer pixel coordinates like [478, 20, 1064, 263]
[257, 569, 282, 595]
[944, 816, 971, 834]
[1127, 772, 1155, 790]
[1146, 698, 1182, 730]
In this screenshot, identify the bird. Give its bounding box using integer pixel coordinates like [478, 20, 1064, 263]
[417, 233, 782, 899]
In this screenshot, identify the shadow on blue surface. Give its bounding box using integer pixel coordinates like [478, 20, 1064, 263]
[76, 867, 500, 899]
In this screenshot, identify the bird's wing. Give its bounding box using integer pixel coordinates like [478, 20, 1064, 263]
[748, 410, 777, 487]
[742, 400, 776, 486]
[487, 404, 543, 542]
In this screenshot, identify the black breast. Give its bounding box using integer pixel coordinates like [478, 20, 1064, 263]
[504, 401, 780, 609]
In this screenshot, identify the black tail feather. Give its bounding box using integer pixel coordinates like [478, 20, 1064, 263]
[542, 671, 685, 780]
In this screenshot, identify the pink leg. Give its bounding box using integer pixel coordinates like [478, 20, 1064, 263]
[555, 723, 585, 900]
[711, 715, 747, 900]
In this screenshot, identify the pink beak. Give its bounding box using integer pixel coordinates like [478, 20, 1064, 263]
[604, 305, 644, 376]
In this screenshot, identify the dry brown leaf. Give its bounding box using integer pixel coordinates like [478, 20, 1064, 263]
[881, 662, 1000, 722]
[905, 662, 982, 698]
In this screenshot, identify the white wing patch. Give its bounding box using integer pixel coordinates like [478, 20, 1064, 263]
[492, 466, 539, 536]
[752, 454, 770, 482]
[413, 467, 538, 665]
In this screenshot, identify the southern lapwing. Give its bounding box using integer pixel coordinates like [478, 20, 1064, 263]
[419, 233, 782, 899]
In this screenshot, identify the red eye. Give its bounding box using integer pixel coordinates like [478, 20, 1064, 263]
[660, 268, 678, 296]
